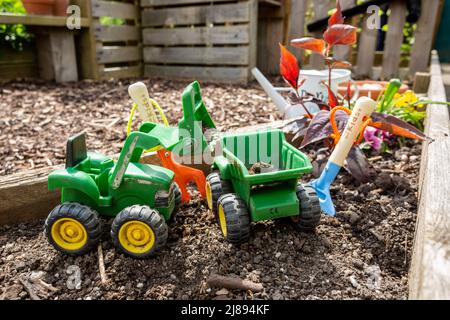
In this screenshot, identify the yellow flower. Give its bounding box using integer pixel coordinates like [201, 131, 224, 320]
[394, 90, 418, 108]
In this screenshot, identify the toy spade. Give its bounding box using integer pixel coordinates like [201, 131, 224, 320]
[309, 96, 377, 216]
[128, 82, 207, 203]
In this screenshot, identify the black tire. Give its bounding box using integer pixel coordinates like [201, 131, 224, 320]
[292, 184, 321, 232]
[44, 202, 101, 255]
[206, 172, 232, 215]
[111, 205, 168, 258]
[173, 183, 182, 210]
[155, 183, 182, 212]
[217, 194, 250, 244]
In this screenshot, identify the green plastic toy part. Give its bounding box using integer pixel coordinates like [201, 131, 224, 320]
[46, 125, 182, 259]
[178, 81, 216, 156]
[206, 129, 321, 244]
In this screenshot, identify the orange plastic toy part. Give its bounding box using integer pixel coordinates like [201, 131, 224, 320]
[156, 149, 206, 203]
[329, 106, 370, 146]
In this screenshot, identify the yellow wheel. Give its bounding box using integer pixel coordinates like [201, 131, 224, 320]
[51, 218, 87, 251]
[217, 194, 250, 244]
[111, 205, 168, 258]
[218, 203, 228, 237]
[206, 181, 213, 210]
[45, 203, 101, 255]
[205, 172, 232, 215]
[118, 221, 155, 254]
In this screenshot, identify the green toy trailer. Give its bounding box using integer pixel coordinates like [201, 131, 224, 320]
[206, 129, 321, 244]
[45, 122, 184, 258]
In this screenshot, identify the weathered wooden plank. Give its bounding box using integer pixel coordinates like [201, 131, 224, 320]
[409, 0, 441, 77]
[0, 12, 89, 27]
[141, 0, 232, 7]
[141, 2, 251, 27]
[145, 65, 248, 83]
[98, 46, 142, 64]
[102, 64, 142, 79]
[381, 0, 407, 80]
[412, 72, 431, 94]
[355, 14, 378, 78]
[409, 51, 450, 300]
[94, 24, 140, 42]
[143, 46, 249, 65]
[72, 0, 101, 80]
[142, 25, 250, 45]
[92, 0, 138, 20]
[49, 32, 79, 82]
[247, 0, 258, 76]
[257, 16, 283, 75]
[285, 0, 307, 61]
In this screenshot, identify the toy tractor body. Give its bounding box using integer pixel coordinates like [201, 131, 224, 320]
[46, 122, 183, 258]
[206, 129, 321, 243]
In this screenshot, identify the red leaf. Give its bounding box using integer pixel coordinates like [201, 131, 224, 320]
[323, 24, 357, 47]
[321, 81, 339, 108]
[279, 43, 300, 89]
[290, 37, 326, 56]
[328, 0, 344, 27]
[369, 112, 430, 141]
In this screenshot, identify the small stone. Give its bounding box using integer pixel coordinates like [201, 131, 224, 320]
[253, 255, 263, 264]
[348, 212, 360, 225]
[349, 276, 359, 288]
[352, 259, 364, 269]
[272, 291, 283, 300]
[136, 283, 144, 289]
[170, 274, 177, 280]
[216, 288, 229, 296]
[275, 252, 281, 259]
[400, 154, 408, 162]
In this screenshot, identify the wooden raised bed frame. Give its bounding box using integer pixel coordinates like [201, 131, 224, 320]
[0, 52, 449, 299]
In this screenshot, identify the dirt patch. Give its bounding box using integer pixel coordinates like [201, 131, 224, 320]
[0, 79, 420, 300]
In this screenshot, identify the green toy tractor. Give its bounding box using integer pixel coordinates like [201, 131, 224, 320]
[205, 129, 321, 244]
[45, 122, 184, 258]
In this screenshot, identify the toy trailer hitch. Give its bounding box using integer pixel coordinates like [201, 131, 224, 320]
[309, 97, 377, 216]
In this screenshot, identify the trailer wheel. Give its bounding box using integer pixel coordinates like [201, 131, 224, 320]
[173, 183, 182, 210]
[206, 172, 232, 214]
[217, 194, 250, 244]
[111, 205, 168, 259]
[292, 184, 321, 231]
[45, 202, 101, 255]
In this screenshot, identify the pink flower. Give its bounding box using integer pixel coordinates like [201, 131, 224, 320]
[364, 126, 383, 151]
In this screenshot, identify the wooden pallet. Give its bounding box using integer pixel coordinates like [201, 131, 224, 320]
[141, 0, 258, 83]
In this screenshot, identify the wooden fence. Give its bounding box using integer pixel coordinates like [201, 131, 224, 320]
[271, 0, 444, 80]
[0, 0, 445, 82]
[74, 0, 142, 80]
[140, 0, 258, 83]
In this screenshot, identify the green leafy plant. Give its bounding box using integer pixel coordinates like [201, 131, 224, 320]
[0, 0, 33, 51]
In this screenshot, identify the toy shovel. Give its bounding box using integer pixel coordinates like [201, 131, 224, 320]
[128, 82, 207, 203]
[309, 96, 377, 216]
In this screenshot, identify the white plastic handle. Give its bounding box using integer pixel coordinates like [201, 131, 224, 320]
[329, 96, 377, 166]
[128, 82, 158, 123]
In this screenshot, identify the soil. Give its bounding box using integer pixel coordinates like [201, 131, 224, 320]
[0, 79, 421, 300]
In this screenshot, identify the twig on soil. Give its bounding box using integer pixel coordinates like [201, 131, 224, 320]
[206, 274, 263, 292]
[368, 156, 383, 162]
[97, 243, 108, 284]
[19, 278, 40, 300]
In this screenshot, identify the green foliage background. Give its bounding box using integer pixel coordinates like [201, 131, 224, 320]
[0, 0, 33, 51]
